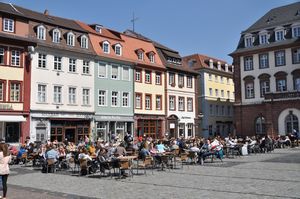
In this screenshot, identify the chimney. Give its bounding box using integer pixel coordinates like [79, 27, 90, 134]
[225, 64, 228, 72]
[44, 9, 49, 15]
[217, 61, 221, 70]
[209, 59, 213, 68]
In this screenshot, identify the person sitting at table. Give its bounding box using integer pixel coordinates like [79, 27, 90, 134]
[114, 143, 127, 157]
[16, 144, 27, 164]
[139, 142, 150, 160]
[156, 140, 167, 153]
[88, 142, 96, 156]
[78, 148, 92, 175]
[58, 145, 66, 160]
[198, 139, 214, 165]
[46, 145, 59, 163]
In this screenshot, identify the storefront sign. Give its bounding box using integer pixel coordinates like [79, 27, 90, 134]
[0, 103, 13, 110]
[170, 123, 175, 129]
[181, 116, 191, 119]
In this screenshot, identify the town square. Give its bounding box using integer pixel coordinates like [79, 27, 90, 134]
[0, 0, 299, 198]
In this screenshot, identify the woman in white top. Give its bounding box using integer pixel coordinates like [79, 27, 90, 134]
[0, 143, 11, 199]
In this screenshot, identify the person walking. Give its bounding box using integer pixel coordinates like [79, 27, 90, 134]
[0, 142, 11, 199]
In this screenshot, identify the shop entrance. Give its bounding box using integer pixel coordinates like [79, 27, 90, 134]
[65, 128, 76, 143]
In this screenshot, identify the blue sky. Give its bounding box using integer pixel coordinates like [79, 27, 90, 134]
[1, 0, 298, 63]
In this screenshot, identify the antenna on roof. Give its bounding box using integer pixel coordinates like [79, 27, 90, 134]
[131, 12, 139, 32]
[9, 3, 23, 15]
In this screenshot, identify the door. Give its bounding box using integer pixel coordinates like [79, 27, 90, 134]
[65, 128, 76, 143]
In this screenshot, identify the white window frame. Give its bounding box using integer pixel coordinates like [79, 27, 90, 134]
[103, 41, 110, 54]
[259, 31, 269, 45]
[81, 35, 88, 49]
[37, 84, 47, 103]
[259, 53, 269, 68]
[38, 53, 47, 68]
[209, 88, 213, 96]
[155, 72, 161, 85]
[98, 90, 107, 106]
[187, 76, 192, 88]
[115, 44, 122, 56]
[275, 28, 285, 41]
[178, 74, 184, 87]
[122, 92, 129, 107]
[98, 62, 107, 78]
[53, 85, 62, 104]
[178, 97, 184, 111]
[37, 25, 46, 40]
[111, 65, 119, 80]
[244, 34, 253, 47]
[0, 48, 4, 64]
[54, 56, 62, 71]
[293, 25, 300, 38]
[145, 95, 151, 110]
[187, 98, 193, 112]
[215, 89, 219, 97]
[149, 52, 155, 63]
[135, 93, 142, 109]
[67, 32, 75, 46]
[10, 82, 20, 102]
[82, 88, 90, 105]
[82, 61, 90, 75]
[221, 90, 224, 98]
[145, 70, 151, 83]
[0, 81, 3, 101]
[69, 58, 76, 73]
[156, 95, 161, 110]
[137, 50, 144, 60]
[169, 96, 175, 110]
[245, 82, 255, 99]
[52, 29, 61, 43]
[260, 80, 270, 97]
[244, 56, 253, 71]
[68, 87, 76, 104]
[3, 18, 14, 32]
[11, 50, 20, 66]
[275, 50, 285, 66]
[111, 91, 119, 107]
[122, 67, 130, 81]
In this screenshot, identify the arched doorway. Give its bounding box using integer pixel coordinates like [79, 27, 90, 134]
[167, 115, 179, 138]
[278, 109, 300, 135]
[285, 113, 299, 135]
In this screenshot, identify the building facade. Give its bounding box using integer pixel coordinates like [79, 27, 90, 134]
[183, 54, 234, 138]
[78, 22, 134, 142]
[0, 3, 36, 143]
[230, 2, 300, 137]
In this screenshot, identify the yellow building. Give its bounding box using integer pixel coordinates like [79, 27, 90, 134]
[183, 54, 234, 138]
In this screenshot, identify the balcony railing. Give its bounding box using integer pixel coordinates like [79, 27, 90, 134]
[264, 91, 300, 100]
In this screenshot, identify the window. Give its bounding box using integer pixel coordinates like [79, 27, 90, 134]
[37, 84, 46, 103]
[275, 50, 285, 66]
[52, 29, 61, 43]
[187, 98, 193, 112]
[0, 81, 4, 101]
[115, 44, 122, 56]
[209, 88, 213, 96]
[178, 74, 184, 87]
[82, 89, 90, 105]
[53, 86, 62, 104]
[285, 113, 299, 135]
[187, 123, 193, 137]
[169, 73, 175, 86]
[275, 30, 284, 41]
[260, 80, 270, 97]
[256, 116, 266, 135]
[294, 77, 300, 91]
[244, 35, 253, 47]
[179, 123, 185, 137]
[66, 32, 74, 46]
[276, 79, 287, 92]
[0, 47, 4, 64]
[169, 96, 175, 110]
[178, 97, 185, 111]
[111, 65, 119, 79]
[221, 90, 224, 98]
[54, 56, 62, 71]
[37, 25, 46, 40]
[156, 95, 162, 110]
[11, 50, 20, 66]
[187, 76, 192, 88]
[209, 104, 213, 115]
[155, 72, 161, 85]
[111, 91, 118, 106]
[244, 56, 253, 71]
[221, 106, 225, 116]
[245, 82, 254, 99]
[215, 89, 219, 97]
[135, 69, 141, 82]
[122, 67, 129, 81]
[98, 62, 107, 78]
[227, 78, 230, 84]
[103, 41, 110, 54]
[292, 48, 300, 64]
[215, 75, 218, 82]
[122, 92, 129, 107]
[68, 87, 76, 104]
[145, 70, 151, 83]
[137, 50, 144, 60]
[227, 91, 230, 99]
[10, 82, 21, 102]
[209, 125, 213, 135]
[82, 61, 90, 74]
[135, 93, 142, 109]
[98, 90, 106, 106]
[81, 35, 88, 49]
[215, 105, 219, 116]
[220, 77, 224, 84]
[149, 53, 155, 63]
[259, 54, 269, 69]
[227, 106, 231, 116]
[69, 58, 76, 72]
[293, 26, 300, 38]
[3, 18, 14, 32]
[259, 33, 268, 44]
[38, 53, 46, 68]
[145, 94, 151, 110]
[209, 74, 212, 80]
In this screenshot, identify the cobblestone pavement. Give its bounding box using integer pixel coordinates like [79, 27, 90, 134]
[7, 148, 300, 199]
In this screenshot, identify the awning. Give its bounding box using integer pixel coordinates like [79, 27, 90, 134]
[0, 115, 26, 122]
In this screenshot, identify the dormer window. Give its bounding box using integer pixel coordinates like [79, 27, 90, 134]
[102, 41, 110, 54]
[136, 49, 144, 60]
[67, 32, 75, 46]
[147, 52, 155, 63]
[52, 29, 61, 43]
[114, 43, 122, 56]
[95, 25, 102, 33]
[81, 35, 88, 49]
[37, 25, 46, 40]
[244, 34, 253, 47]
[275, 27, 285, 41]
[3, 18, 14, 32]
[259, 31, 268, 45]
[292, 24, 300, 38]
